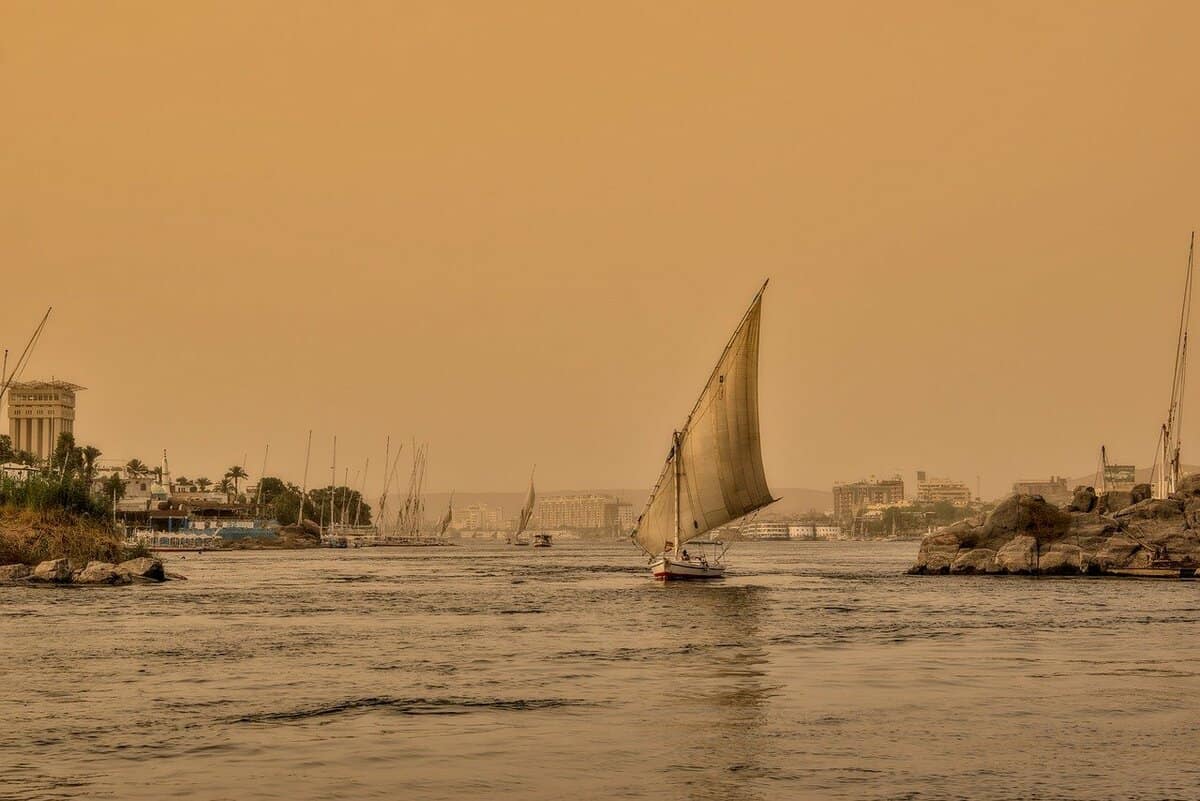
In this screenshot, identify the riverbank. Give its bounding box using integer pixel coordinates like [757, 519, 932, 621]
[0, 505, 144, 566]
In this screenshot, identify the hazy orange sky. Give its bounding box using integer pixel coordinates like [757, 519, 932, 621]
[3, 2, 1200, 497]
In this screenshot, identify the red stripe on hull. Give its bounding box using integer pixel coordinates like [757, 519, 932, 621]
[652, 571, 725, 580]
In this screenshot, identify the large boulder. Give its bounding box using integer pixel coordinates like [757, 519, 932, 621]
[1067, 486, 1097, 513]
[1096, 490, 1134, 515]
[996, 535, 1038, 574]
[0, 564, 32, 581]
[115, 557, 166, 582]
[950, 548, 997, 574]
[73, 561, 133, 585]
[976, 494, 1072, 549]
[909, 528, 963, 574]
[1173, 473, 1200, 497]
[1039, 543, 1083, 575]
[1066, 511, 1122, 552]
[30, 558, 72, 583]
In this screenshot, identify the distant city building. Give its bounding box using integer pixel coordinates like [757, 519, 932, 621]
[788, 523, 844, 540]
[617, 502, 635, 532]
[738, 520, 790, 539]
[1012, 476, 1070, 505]
[915, 471, 973, 506]
[832, 476, 905, 521]
[6, 380, 83, 462]
[452, 504, 506, 530]
[532, 494, 619, 530]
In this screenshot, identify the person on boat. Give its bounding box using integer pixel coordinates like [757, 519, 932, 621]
[682, 549, 689, 560]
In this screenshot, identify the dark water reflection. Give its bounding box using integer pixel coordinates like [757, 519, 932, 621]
[2, 541, 1198, 800]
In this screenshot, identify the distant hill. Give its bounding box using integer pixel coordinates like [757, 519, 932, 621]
[414, 487, 833, 519]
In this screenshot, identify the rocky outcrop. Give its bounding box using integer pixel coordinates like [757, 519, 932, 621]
[1097, 490, 1134, 515]
[0, 557, 179, 586]
[30, 558, 73, 583]
[910, 488, 1200, 577]
[73, 561, 133, 586]
[116, 557, 166, 582]
[1067, 486, 1097, 513]
[950, 548, 996, 574]
[0, 564, 32, 581]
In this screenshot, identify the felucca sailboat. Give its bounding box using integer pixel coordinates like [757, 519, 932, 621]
[509, 469, 536, 546]
[631, 280, 777, 579]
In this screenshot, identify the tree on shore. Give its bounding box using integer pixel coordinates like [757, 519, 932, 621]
[215, 477, 234, 500]
[80, 446, 102, 485]
[101, 473, 126, 502]
[52, 433, 78, 476]
[225, 465, 248, 497]
[125, 459, 149, 479]
[195, 477, 212, 491]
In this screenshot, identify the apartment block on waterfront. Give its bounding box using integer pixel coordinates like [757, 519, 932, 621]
[6, 380, 83, 462]
[452, 504, 506, 530]
[832, 476, 905, 521]
[531, 493, 619, 530]
[915, 471, 973, 506]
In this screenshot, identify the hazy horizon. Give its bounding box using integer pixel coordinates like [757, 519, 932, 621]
[4, 3, 1200, 497]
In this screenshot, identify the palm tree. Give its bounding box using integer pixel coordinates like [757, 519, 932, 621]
[225, 465, 249, 497]
[216, 476, 234, 501]
[196, 477, 212, 491]
[81, 446, 102, 485]
[125, 459, 149, 478]
[101, 472, 126, 503]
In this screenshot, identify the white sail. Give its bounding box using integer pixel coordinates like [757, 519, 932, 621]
[633, 283, 774, 556]
[515, 473, 536, 538]
[438, 494, 453, 537]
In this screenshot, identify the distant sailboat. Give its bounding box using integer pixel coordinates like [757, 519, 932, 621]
[437, 493, 454, 540]
[631, 280, 777, 579]
[509, 469, 536, 546]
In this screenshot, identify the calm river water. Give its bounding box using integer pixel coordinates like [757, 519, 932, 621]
[2, 541, 1198, 800]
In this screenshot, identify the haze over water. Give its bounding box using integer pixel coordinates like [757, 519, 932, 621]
[3, 541, 1197, 800]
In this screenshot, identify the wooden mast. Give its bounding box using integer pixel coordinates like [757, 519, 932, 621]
[673, 431, 681, 559]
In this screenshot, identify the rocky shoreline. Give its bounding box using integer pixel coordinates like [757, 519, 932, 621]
[909, 476, 1200, 577]
[0, 556, 184, 586]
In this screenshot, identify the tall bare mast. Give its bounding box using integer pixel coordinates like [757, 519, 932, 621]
[298, 430, 312, 526]
[672, 431, 682, 559]
[1157, 232, 1195, 498]
[255, 443, 270, 510]
[329, 435, 338, 532]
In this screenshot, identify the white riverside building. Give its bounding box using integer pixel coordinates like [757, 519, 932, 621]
[788, 523, 845, 540]
[6, 380, 83, 462]
[730, 520, 845, 540]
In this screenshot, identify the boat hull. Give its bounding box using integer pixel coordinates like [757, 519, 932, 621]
[650, 555, 726, 580]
